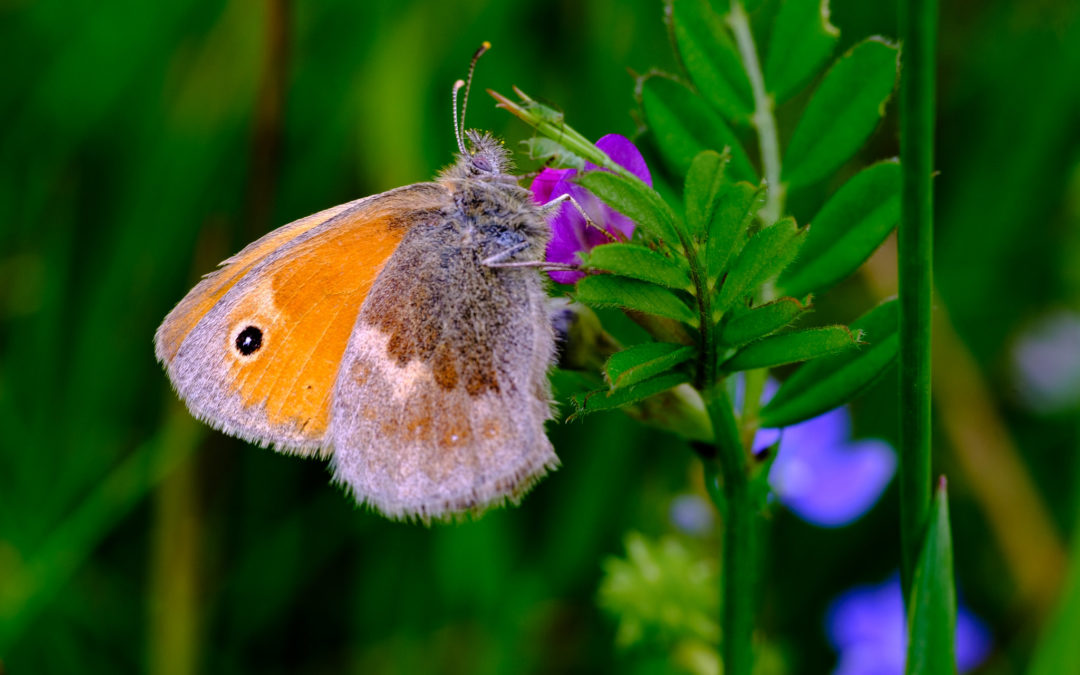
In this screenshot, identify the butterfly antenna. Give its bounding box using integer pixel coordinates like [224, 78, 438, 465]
[452, 79, 466, 154]
[453, 41, 491, 155]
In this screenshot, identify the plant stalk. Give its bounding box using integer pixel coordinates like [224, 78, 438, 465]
[705, 389, 756, 675]
[897, 0, 937, 596]
[727, 0, 785, 452]
[728, 1, 783, 225]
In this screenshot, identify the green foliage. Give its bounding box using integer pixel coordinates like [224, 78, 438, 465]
[683, 149, 731, 240]
[575, 275, 697, 324]
[576, 170, 681, 242]
[905, 479, 957, 675]
[778, 160, 901, 298]
[783, 38, 900, 189]
[522, 137, 586, 168]
[1029, 476, 1080, 674]
[604, 342, 697, 390]
[715, 217, 805, 311]
[598, 532, 718, 647]
[572, 372, 692, 417]
[765, 0, 840, 102]
[640, 75, 757, 182]
[718, 297, 809, 346]
[5, 0, 1073, 671]
[704, 182, 765, 285]
[586, 244, 693, 292]
[670, 0, 753, 122]
[760, 299, 899, 427]
[721, 325, 860, 371]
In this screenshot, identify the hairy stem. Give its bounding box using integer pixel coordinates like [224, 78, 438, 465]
[705, 389, 755, 675]
[728, 1, 783, 225]
[728, 0, 784, 453]
[897, 0, 937, 596]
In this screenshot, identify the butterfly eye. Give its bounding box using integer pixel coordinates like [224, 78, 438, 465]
[235, 325, 263, 356]
[472, 154, 492, 172]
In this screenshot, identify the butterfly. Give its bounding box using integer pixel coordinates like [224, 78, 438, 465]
[155, 44, 563, 521]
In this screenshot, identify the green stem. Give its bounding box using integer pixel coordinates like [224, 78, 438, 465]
[705, 388, 756, 675]
[727, 0, 783, 458]
[728, 1, 783, 225]
[897, 0, 937, 597]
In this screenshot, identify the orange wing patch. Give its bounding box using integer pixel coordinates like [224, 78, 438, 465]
[222, 215, 408, 439]
[156, 200, 361, 364]
[156, 183, 453, 454]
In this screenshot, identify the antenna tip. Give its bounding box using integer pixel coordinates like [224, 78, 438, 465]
[453, 79, 466, 92]
[482, 40, 491, 50]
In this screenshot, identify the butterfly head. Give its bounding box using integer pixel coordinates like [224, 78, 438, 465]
[443, 43, 514, 181]
[460, 129, 513, 178]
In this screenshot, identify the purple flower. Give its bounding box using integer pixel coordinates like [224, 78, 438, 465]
[735, 376, 897, 527]
[530, 134, 652, 283]
[827, 575, 993, 675]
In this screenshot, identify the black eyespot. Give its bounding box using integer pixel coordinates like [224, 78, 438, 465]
[235, 325, 262, 356]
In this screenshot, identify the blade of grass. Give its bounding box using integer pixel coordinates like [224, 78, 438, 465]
[897, 0, 937, 597]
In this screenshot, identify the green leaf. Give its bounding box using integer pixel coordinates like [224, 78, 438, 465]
[576, 169, 680, 243]
[684, 150, 729, 240]
[705, 181, 766, 282]
[1029, 491, 1080, 674]
[778, 160, 901, 297]
[571, 371, 692, 417]
[764, 0, 840, 102]
[721, 325, 859, 371]
[782, 38, 900, 189]
[716, 216, 804, 312]
[521, 137, 586, 169]
[671, 0, 753, 122]
[905, 478, 957, 675]
[575, 275, 698, 325]
[760, 298, 898, 428]
[586, 243, 692, 291]
[604, 342, 696, 390]
[640, 75, 757, 183]
[719, 297, 808, 346]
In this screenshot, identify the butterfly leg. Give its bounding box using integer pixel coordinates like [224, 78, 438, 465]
[481, 242, 529, 265]
[541, 194, 620, 243]
[482, 243, 578, 271]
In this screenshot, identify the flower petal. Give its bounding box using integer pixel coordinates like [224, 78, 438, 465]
[529, 167, 576, 204]
[956, 607, 993, 672]
[530, 134, 652, 281]
[826, 575, 906, 650]
[772, 437, 896, 527]
[826, 576, 993, 675]
[782, 404, 851, 449]
[591, 134, 653, 186]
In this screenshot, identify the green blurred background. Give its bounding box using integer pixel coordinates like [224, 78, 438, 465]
[1, 0, 1079, 672]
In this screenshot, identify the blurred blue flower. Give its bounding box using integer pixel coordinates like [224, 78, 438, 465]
[826, 575, 993, 675]
[768, 405, 896, 527]
[1010, 310, 1080, 413]
[737, 376, 897, 527]
[529, 134, 652, 284]
[669, 494, 714, 537]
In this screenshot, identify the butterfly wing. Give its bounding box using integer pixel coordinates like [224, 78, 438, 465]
[155, 183, 454, 455]
[329, 194, 558, 520]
